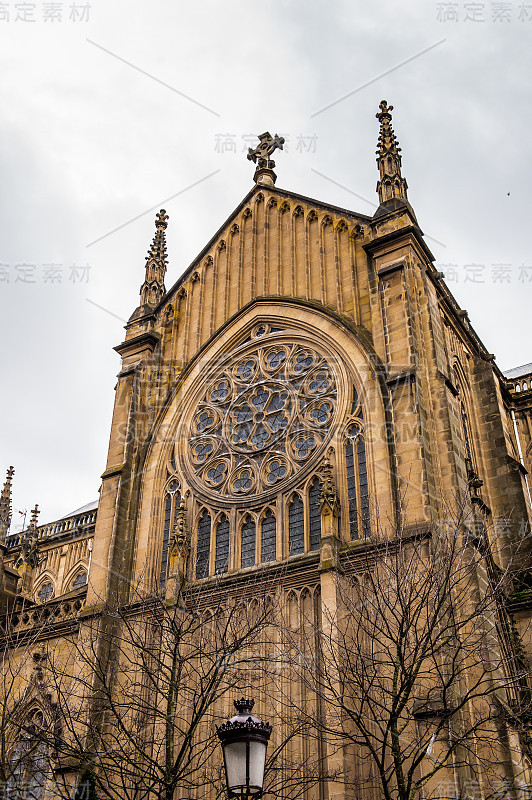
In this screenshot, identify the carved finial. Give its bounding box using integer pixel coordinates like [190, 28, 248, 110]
[155, 209, 169, 230]
[319, 458, 340, 515]
[172, 498, 188, 548]
[375, 101, 408, 205]
[167, 498, 189, 603]
[247, 132, 285, 186]
[30, 504, 40, 530]
[140, 209, 169, 308]
[234, 698, 255, 715]
[15, 504, 42, 573]
[0, 466, 15, 544]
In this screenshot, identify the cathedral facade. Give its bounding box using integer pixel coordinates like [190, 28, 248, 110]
[1, 102, 532, 800]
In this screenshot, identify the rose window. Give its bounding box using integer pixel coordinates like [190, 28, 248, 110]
[186, 342, 338, 499]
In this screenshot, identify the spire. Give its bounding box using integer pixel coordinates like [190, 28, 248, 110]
[0, 466, 14, 544]
[140, 209, 169, 308]
[375, 100, 408, 205]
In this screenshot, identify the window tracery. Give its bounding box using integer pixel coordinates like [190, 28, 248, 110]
[36, 583, 53, 604]
[72, 572, 87, 590]
[7, 709, 48, 800]
[308, 478, 321, 551]
[288, 495, 305, 555]
[160, 481, 180, 590]
[345, 391, 371, 539]
[215, 515, 229, 575]
[196, 510, 211, 579]
[186, 342, 337, 501]
[178, 331, 374, 577]
[261, 511, 276, 564]
[240, 516, 256, 569]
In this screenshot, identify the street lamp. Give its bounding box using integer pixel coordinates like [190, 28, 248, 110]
[217, 698, 272, 799]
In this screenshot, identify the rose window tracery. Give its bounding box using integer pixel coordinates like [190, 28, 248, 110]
[186, 342, 338, 499]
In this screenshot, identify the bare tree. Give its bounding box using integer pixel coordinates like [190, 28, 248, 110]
[32, 571, 323, 800]
[281, 508, 532, 800]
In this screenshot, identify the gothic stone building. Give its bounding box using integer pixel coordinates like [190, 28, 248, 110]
[1, 102, 532, 800]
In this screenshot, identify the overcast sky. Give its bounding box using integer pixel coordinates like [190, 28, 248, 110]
[1, 0, 530, 528]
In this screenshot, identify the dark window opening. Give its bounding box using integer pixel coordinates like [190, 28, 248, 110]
[309, 478, 321, 551]
[288, 496, 304, 555]
[241, 517, 256, 569]
[261, 511, 276, 563]
[196, 511, 211, 579]
[215, 515, 230, 575]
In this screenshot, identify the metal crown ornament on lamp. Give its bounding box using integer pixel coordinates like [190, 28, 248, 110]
[217, 699, 272, 799]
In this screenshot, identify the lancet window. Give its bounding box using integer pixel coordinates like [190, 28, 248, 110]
[288, 495, 305, 555]
[261, 511, 276, 563]
[72, 571, 87, 590]
[196, 510, 211, 579]
[36, 583, 53, 604]
[6, 709, 48, 800]
[241, 516, 256, 569]
[160, 481, 181, 590]
[345, 391, 371, 540]
[454, 367, 476, 476]
[308, 477, 321, 551]
[215, 515, 230, 575]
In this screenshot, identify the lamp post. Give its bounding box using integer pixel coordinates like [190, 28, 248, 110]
[217, 698, 272, 799]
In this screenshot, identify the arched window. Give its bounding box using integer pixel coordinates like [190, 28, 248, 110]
[215, 515, 230, 575]
[196, 511, 211, 579]
[261, 511, 276, 563]
[460, 400, 473, 464]
[7, 709, 48, 800]
[72, 572, 87, 590]
[160, 482, 180, 590]
[308, 478, 321, 551]
[37, 583, 53, 604]
[288, 495, 304, 555]
[454, 374, 475, 475]
[241, 517, 256, 569]
[345, 426, 371, 540]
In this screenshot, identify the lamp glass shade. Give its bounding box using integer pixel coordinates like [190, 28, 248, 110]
[248, 740, 267, 790]
[222, 739, 267, 795]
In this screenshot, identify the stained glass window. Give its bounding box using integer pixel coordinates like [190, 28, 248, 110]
[309, 478, 321, 551]
[460, 401, 473, 463]
[72, 572, 87, 589]
[261, 511, 276, 563]
[358, 436, 371, 538]
[160, 493, 173, 589]
[346, 436, 359, 540]
[160, 485, 180, 590]
[6, 710, 47, 800]
[196, 511, 211, 579]
[288, 495, 304, 555]
[241, 517, 256, 568]
[346, 428, 370, 540]
[187, 343, 337, 499]
[215, 515, 230, 575]
[37, 583, 53, 603]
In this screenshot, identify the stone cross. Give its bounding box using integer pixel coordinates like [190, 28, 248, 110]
[247, 132, 285, 168]
[247, 132, 285, 185]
